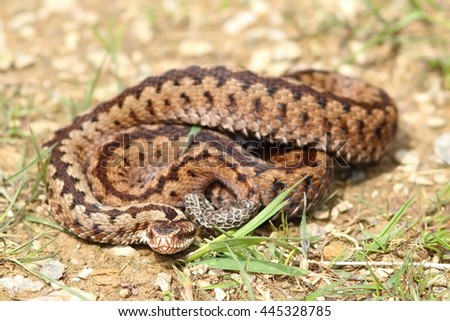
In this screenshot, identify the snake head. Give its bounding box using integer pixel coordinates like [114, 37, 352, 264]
[146, 219, 196, 254]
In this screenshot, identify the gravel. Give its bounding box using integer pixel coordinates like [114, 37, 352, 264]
[434, 133, 450, 165]
[0, 275, 45, 294]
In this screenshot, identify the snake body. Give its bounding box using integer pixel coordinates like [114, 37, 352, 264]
[45, 66, 397, 254]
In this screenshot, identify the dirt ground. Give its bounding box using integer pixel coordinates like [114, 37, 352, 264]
[0, 0, 449, 301]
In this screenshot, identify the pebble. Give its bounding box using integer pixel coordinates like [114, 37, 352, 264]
[0, 275, 45, 294]
[312, 209, 330, 220]
[374, 268, 394, 282]
[414, 92, 431, 104]
[394, 149, 420, 169]
[196, 280, 211, 288]
[434, 133, 450, 165]
[154, 272, 172, 292]
[0, 21, 6, 47]
[76, 267, 93, 279]
[40, 0, 77, 16]
[306, 223, 326, 238]
[8, 12, 36, 31]
[272, 41, 302, 61]
[191, 264, 208, 276]
[214, 288, 227, 301]
[0, 50, 14, 71]
[132, 20, 153, 43]
[408, 174, 433, 186]
[246, 27, 286, 42]
[330, 200, 353, 218]
[433, 174, 449, 185]
[178, 40, 213, 58]
[247, 48, 272, 72]
[15, 53, 35, 69]
[26, 259, 65, 280]
[393, 183, 406, 194]
[426, 116, 446, 129]
[223, 11, 257, 35]
[365, 217, 380, 226]
[119, 288, 131, 298]
[105, 245, 138, 257]
[40, 259, 65, 280]
[64, 32, 80, 51]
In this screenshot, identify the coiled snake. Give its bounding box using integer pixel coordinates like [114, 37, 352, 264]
[45, 66, 397, 254]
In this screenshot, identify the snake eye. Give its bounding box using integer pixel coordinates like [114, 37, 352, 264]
[146, 220, 195, 254]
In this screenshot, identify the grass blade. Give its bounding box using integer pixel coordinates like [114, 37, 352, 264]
[195, 257, 309, 276]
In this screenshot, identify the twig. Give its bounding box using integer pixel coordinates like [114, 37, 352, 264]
[316, 260, 450, 270]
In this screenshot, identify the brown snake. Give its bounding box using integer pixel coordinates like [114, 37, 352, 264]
[45, 66, 397, 254]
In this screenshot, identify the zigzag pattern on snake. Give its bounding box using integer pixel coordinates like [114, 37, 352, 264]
[45, 66, 398, 254]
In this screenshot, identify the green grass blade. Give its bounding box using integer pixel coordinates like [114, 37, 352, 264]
[364, 196, 415, 253]
[23, 215, 65, 231]
[225, 244, 255, 300]
[195, 257, 309, 276]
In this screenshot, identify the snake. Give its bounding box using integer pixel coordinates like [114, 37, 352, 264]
[44, 66, 398, 254]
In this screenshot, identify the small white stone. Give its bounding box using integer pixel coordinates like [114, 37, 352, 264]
[312, 209, 330, 220]
[154, 273, 172, 292]
[272, 41, 301, 61]
[191, 264, 208, 276]
[14, 53, 35, 69]
[0, 50, 14, 71]
[105, 245, 138, 257]
[8, 12, 36, 31]
[371, 190, 380, 198]
[414, 92, 431, 104]
[64, 32, 80, 51]
[338, 0, 360, 18]
[394, 149, 420, 168]
[18, 26, 36, 39]
[39, 259, 66, 280]
[119, 288, 131, 298]
[5, 208, 14, 217]
[26, 259, 65, 280]
[330, 200, 353, 218]
[40, 0, 77, 15]
[196, 280, 211, 288]
[132, 20, 153, 43]
[374, 268, 394, 282]
[76, 267, 93, 279]
[247, 48, 272, 72]
[0, 275, 45, 294]
[433, 174, 449, 185]
[306, 223, 326, 237]
[178, 40, 213, 58]
[426, 116, 446, 129]
[408, 174, 433, 186]
[0, 20, 6, 47]
[223, 11, 257, 35]
[434, 133, 450, 165]
[250, 0, 269, 14]
[393, 183, 405, 193]
[214, 288, 227, 301]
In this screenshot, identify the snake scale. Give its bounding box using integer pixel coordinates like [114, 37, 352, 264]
[45, 66, 398, 254]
